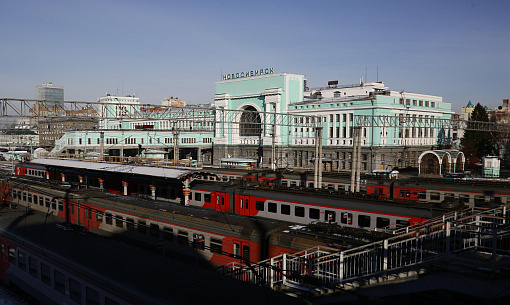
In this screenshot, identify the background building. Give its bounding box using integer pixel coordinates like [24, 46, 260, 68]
[35, 82, 64, 103]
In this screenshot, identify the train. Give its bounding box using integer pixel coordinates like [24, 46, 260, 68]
[0, 195, 313, 305]
[12, 159, 471, 231]
[205, 167, 510, 207]
[0, 174, 392, 269]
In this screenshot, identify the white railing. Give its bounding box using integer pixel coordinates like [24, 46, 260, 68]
[222, 204, 510, 292]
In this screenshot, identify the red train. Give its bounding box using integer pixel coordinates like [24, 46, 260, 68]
[13, 160, 460, 230]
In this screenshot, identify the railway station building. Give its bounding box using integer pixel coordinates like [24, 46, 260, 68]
[50, 69, 453, 174]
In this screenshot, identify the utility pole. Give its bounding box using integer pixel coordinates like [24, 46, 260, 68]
[271, 122, 276, 170]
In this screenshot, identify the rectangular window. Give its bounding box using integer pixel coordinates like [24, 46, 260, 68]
[8, 246, 15, 263]
[358, 215, 371, 227]
[126, 218, 135, 231]
[114, 216, 123, 228]
[195, 192, 202, 201]
[430, 192, 440, 201]
[295, 206, 305, 217]
[163, 227, 173, 241]
[309, 208, 320, 219]
[58, 200, 63, 211]
[281, 204, 290, 215]
[29, 256, 38, 278]
[210, 238, 222, 254]
[243, 245, 250, 261]
[105, 213, 113, 225]
[396, 220, 410, 227]
[69, 278, 81, 303]
[150, 224, 160, 238]
[417, 191, 426, 199]
[41, 263, 51, 286]
[54, 270, 66, 294]
[268, 202, 277, 213]
[255, 201, 264, 211]
[18, 251, 26, 271]
[376, 217, 390, 229]
[204, 194, 211, 203]
[178, 230, 188, 245]
[86, 287, 100, 305]
[138, 220, 147, 234]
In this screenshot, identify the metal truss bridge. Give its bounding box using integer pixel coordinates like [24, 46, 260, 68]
[1, 98, 509, 133]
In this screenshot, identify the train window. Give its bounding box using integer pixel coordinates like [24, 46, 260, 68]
[268, 202, 277, 213]
[358, 215, 371, 227]
[33, 195, 38, 205]
[52, 200, 57, 210]
[18, 251, 26, 271]
[86, 287, 100, 305]
[22, 192, 26, 202]
[105, 213, 113, 225]
[193, 234, 204, 250]
[29, 257, 38, 278]
[178, 230, 188, 245]
[28, 194, 32, 203]
[493, 197, 502, 204]
[96, 211, 103, 222]
[309, 208, 320, 220]
[240, 199, 243, 209]
[376, 217, 390, 228]
[69, 278, 81, 303]
[295, 206, 305, 217]
[430, 192, 440, 201]
[245, 199, 249, 209]
[8, 246, 15, 263]
[417, 192, 426, 199]
[39, 196, 43, 206]
[243, 245, 250, 261]
[45, 198, 50, 207]
[396, 220, 410, 227]
[138, 220, 147, 234]
[281, 204, 290, 215]
[163, 227, 173, 241]
[399, 190, 404, 198]
[233, 243, 240, 257]
[41, 263, 51, 286]
[255, 201, 264, 211]
[126, 218, 135, 231]
[115, 216, 123, 228]
[210, 238, 222, 254]
[445, 193, 454, 199]
[474, 195, 485, 205]
[17, 191, 21, 200]
[195, 192, 202, 201]
[405, 190, 410, 197]
[54, 270, 66, 294]
[290, 181, 297, 187]
[105, 297, 120, 305]
[325, 210, 336, 223]
[150, 224, 160, 238]
[459, 194, 470, 203]
[204, 194, 211, 203]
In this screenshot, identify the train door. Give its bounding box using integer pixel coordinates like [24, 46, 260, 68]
[232, 240, 251, 264]
[216, 194, 227, 212]
[325, 210, 336, 224]
[237, 195, 251, 216]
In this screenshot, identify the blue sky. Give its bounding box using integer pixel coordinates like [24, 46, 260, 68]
[1, 0, 509, 112]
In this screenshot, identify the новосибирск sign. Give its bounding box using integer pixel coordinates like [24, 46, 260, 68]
[222, 68, 274, 80]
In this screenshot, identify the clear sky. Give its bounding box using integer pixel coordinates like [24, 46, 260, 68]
[1, 0, 509, 112]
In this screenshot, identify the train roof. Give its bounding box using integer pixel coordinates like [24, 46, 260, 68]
[29, 158, 197, 180]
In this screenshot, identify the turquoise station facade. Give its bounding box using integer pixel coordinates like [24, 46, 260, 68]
[51, 69, 453, 173]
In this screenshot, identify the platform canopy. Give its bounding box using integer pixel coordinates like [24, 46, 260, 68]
[418, 149, 465, 175]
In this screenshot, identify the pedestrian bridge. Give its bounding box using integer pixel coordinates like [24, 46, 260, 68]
[222, 205, 510, 299]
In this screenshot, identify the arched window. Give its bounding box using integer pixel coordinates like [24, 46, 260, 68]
[240, 106, 262, 136]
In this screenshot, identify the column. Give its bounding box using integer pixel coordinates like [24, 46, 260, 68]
[150, 185, 157, 200]
[122, 181, 128, 196]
